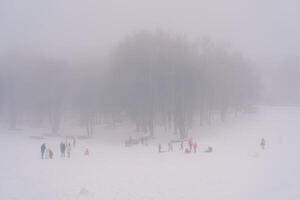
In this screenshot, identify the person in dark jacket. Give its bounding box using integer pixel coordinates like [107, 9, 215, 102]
[60, 142, 66, 157]
[260, 138, 266, 150]
[204, 146, 213, 153]
[158, 144, 162, 153]
[41, 143, 46, 159]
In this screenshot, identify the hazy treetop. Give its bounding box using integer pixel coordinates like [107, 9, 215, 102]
[1, 0, 299, 66]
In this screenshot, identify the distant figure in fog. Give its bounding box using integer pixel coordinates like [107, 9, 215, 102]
[179, 141, 184, 151]
[260, 138, 266, 150]
[60, 142, 66, 157]
[67, 143, 71, 158]
[73, 137, 76, 148]
[168, 142, 173, 152]
[188, 137, 193, 151]
[204, 146, 213, 153]
[84, 148, 89, 156]
[49, 149, 54, 159]
[184, 148, 191, 154]
[41, 143, 46, 159]
[158, 144, 162, 153]
[45, 148, 49, 159]
[193, 142, 198, 153]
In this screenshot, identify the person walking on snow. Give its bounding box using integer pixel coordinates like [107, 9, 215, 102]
[193, 142, 198, 153]
[67, 143, 71, 158]
[260, 138, 266, 150]
[41, 143, 46, 159]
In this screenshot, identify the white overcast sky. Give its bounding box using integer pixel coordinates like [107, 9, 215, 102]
[1, 0, 299, 67]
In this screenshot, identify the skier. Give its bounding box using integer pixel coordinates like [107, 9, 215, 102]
[67, 143, 71, 158]
[60, 142, 66, 157]
[260, 138, 266, 150]
[41, 143, 46, 159]
[168, 142, 173, 152]
[193, 142, 198, 153]
[188, 137, 193, 152]
[49, 149, 54, 159]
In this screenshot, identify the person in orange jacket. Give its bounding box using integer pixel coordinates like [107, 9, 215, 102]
[188, 137, 193, 151]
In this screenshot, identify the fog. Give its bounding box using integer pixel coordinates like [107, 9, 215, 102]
[1, 0, 300, 64]
[0, 0, 300, 135]
[2, 1, 300, 200]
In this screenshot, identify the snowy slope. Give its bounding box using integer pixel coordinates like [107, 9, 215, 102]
[0, 106, 299, 200]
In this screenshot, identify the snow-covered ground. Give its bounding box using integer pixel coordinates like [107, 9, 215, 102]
[0, 106, 299, 200]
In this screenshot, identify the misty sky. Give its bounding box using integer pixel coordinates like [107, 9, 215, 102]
[1, 0, 299, 66]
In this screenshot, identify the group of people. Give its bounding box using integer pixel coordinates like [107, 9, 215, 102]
[40, 136, 266, 159]
[158, 137, 266, 154]
[59, 142, 72, 158]
[159, 137, 206, 154]
[40, 143, 54, 159]
[40, 136, 89, 159]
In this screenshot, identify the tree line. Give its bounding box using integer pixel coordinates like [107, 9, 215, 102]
[0, 31, 260, 138]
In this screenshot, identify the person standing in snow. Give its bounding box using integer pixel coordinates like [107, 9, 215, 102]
[188, 137, 193, 152]
[45, 148, 49, 159]
[204, 146, 213, 153]
[60, 142, 66, 157]
[158, 144, 162, 153]
[168, 142, 173, 152]
[41, 143, 46, 159]
[184, 148, 191, 154]
[179, 141, 184, 151]
[193, 142, 198, 153]
[84, 148, 89, 156]
[67, 143, 71, 158]
[260, 138, 266, 150]
[49, 149, 54, 159]
[73, 137, 76, 148]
